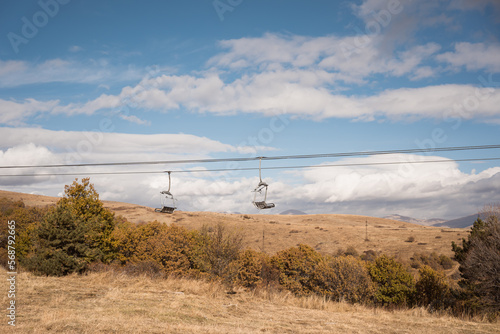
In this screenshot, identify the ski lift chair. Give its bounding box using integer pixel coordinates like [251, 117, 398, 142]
[155, 171, 177, 214]
[252, 158, 275, 210]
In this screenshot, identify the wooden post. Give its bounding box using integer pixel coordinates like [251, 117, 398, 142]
[365, 220, 369, 241]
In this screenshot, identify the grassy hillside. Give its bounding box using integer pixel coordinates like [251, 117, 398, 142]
[0, 189, 468, 262]
[2, 189, 496, 333]
[1, 266, 497, 334]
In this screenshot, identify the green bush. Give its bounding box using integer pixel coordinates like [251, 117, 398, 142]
[414, 265, 451, 310]
[410, 252, 455, 271]
[0, 198, 47, 267]
[235, 249, 266, 288]
[368, 255, 416, 307]
[310, 255, 375, 304]
[336, 246, 359, 258]
[361, 249, 378, 262]
[271, 244, 323, 295]
[111, 221, 197, 277]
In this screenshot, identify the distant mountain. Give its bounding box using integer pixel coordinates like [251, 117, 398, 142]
[383, 214, 445, 226]
[433, 214, 478, 229]
[280, 209, 307, 215]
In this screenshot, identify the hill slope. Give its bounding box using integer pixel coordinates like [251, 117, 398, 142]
[383, 214, 446, 226]
[434, 214, 477, 229]
[0, 189, 467, 259]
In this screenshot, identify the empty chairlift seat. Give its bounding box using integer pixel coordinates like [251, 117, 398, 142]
[155, 172, 177, 214]
[252, 158, 275, 210]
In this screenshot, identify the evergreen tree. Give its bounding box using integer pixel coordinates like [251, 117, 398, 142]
[59, 178, 116, 262]
[368, 255, 415, 307]
[452, 212, 500, 312]
[24, 178, 118, 276]
[451, 217, 488, 264]
[24, 205, 91, 276]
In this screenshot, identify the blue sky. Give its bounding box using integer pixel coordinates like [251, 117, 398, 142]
[1, 0, 499, 219]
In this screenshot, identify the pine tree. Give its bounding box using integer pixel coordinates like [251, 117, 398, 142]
[24, 205, 91, 276]
[59, 178, 116, 262]
[452, 212, 500, 312]
[24, 178, 117, 276]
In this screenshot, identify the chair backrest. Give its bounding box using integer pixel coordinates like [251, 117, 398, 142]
[253, 201, 275, 210]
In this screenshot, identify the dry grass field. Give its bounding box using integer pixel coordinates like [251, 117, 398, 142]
[1, 189, 496, 333]
[2, 266, 498, 334]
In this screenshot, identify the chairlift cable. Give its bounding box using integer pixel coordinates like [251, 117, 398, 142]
[0, 156, 499, 177]
[1, 144, 499, 169]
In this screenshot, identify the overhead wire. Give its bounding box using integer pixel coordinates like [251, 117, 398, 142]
[1, 156, 499, 177]
[1, 144, 499, 169]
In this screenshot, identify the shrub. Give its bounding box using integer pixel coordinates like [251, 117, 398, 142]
[414, 265, 451, 310]
[410, 252, 455, 272]
[0, 198, 47, 267]
[192, 223, 244, 283]
[438, 254, 454, 270]
[235, 249, 266, 288]
[0, 197, 24, 216]
[271, 244, 323, 295]
[311, 255, 375, 304]
[361, 249, 378, 262]
[111, 221, 197, 277]
[368, 255, 416, 307]
[336, 246, 359, 258]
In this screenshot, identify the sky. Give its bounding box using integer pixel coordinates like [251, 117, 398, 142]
[0, 0, 499, 220]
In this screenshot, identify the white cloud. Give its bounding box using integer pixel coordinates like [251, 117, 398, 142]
[283, 154, 500, 218]
[0, 143, 61, 186]
[0, 60, 28, 76]
[3, 33, 498, 126]
[208, 33, 336, 69]
[0, 58, 143, 88]
[0, 126, 276, 192]
[209, 33, 438, 81]
[119, 114, 151, 126]
[0, 98, 59, 126]
[0, 127, 274, 161]
[69, 77, 500, 121]
[69, 45, 83, 52]
[4, 74, 500, 125]
[437, 42, 500, 73]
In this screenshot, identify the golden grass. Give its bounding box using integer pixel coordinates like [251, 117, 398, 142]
[1, 266, 497, 334]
